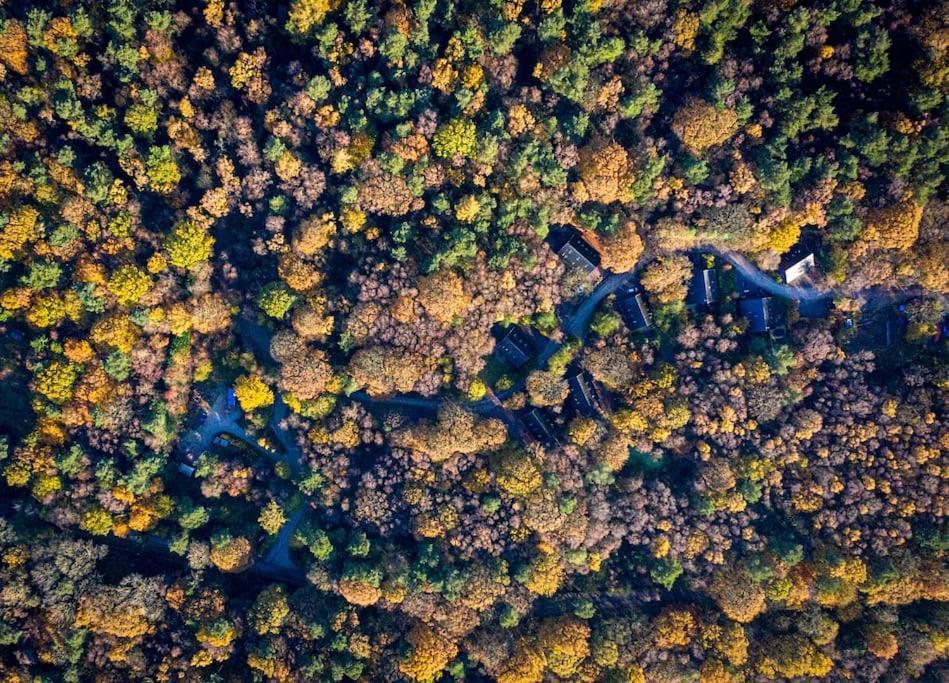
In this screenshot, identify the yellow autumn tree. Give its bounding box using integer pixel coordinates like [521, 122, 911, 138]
[108, 264, 152, 305]
[165, 219, 215, 269]
[523, 550, 565, 596]
[258, 500, 287, 535]
[399, 624, 459, 682]
[233, 375, 274, 412]
[0, 206, 41, 260]
[708, 565, 767, 623]
[286, 0, 331, 35]
[392, 402, 507, 462]
[417, 269, 471, 323]
[34, 361, 81, 404]
[598, 220, 645, 272]
[209, 534, 253, 573]
[755, 634, 833, 679]
[672, 100, 739, 153]
[864, 200, 923, 250]
[640, 255, 693, 304]
[0, 20, 29, 75]
[348, 345, 430, 396]
[537, 617, 591, 678]
[498, 642, 546, 683]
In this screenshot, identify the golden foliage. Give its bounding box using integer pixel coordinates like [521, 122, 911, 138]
[338, 577, 383, 607]
[417, 269, 471, 323]
[0, 20, 29, 75]
[640, 255, 693, 304]
[755, 634, 833, 679]
[0, 207, 41, 260]
[574, 141, 635, 204]
[295, 213, 336, 255]
[165, 220, 214, 269]
[598, 220, 645, 272]
[654, 606, 699, 649]
[209, 536, 253, 573]
[672, 100, 739, 153]
[493, 448, 542, 498]
[526, 369, 568, 407]
[348, 345, 430, 396]
[108, 264, 152, 305]
[497, 642, 546, 683]
[538, 617, 591, 677]
[393, 402, 507, 462]
[258, 500, 287, 535]
[399, 624, 459, 682]
[286, 0, 332, 35]
[709, 566, 767, 623]
[234, 375, 275, 412]
[864, 200, 923, 250]
[523, 551, 565, 596]
[34, 361, 80, 404]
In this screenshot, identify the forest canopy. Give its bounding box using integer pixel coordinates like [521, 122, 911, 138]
[0, 0, 946, 681]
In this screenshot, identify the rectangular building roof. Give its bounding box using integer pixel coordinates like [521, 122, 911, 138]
[496, 326, 534, 369]
[522, 408, 557, 446]
[688, 267, 719, 307]
[567, 372, 599, 417]
[557, 234, 600, 275]
[617, 292, 652, 332]
[739, 297, 783, 333]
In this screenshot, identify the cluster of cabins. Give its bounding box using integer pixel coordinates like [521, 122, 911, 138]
[490, 233, 834, 446]
[494, 324, 603, 447]
[495, 230, 828, 446]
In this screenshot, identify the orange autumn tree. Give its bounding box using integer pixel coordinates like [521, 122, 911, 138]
[574, 141, 635, 204]
[597, 219, 645, 272]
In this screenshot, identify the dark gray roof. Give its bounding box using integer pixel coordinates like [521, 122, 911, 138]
[737, 273, 764, 298]
[567, 372, 599, 417]
[557, 234, 600, 274]
[522, 408, 557, 446]
[739, 297, 782, 333]
[496, 326, 534, 369]
[617, 292, 652, 332]
[688, 267, 719, 306]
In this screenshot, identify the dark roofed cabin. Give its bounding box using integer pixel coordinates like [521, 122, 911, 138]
[739, 297, 783, 334]
[687, 264, 719, 308]
[567, 372, 600, 417]
[617, 291, 652, 333]
[522, 408, 557, 446]
[557, 233, 600, 276]
[496, 326, 534, 369]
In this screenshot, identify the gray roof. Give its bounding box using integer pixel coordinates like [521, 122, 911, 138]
[688, 267, 719, 306]
[617, 292, 652, 332]
[557, 235, 600, 274]
[496, 326, 533, 369]
[567, 372, 599, 416]
[739, 297, 782, 333]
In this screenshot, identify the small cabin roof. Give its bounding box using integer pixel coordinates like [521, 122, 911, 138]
[496, 326, 534, 369]
[522, 408, 557, 446]
[739, 297, 782, 333]
[688, 266, 719, 307]
[557, 234, 600, 274]
[567, 372, 599, 417]
[617, 292, 652, 332]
